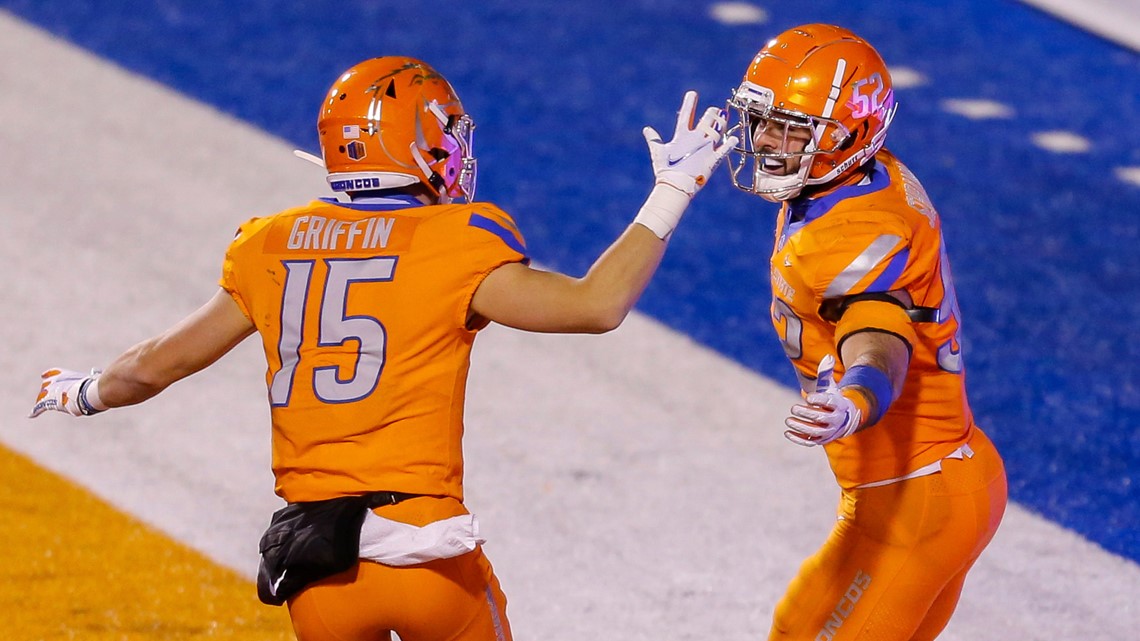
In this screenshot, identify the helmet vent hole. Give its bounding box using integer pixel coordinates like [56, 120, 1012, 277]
[837, 124, 865, 152]
[338, 145, 346, 153]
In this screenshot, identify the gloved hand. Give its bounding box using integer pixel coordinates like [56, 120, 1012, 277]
[783, 355, 863, 447]
[635, 90, 738, 239]
[29, 368, 106, 418]
[643, 90, 734, 196]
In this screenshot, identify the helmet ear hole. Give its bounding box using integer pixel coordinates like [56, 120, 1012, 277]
[837, 128, 859, 152]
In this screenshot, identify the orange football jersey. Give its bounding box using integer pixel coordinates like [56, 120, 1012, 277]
[220, 196, 527, 502]
[769, 150, 974, 488]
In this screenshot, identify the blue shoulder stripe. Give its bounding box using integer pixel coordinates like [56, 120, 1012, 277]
[469, 213, 527, 256]
[788, 160, 892, 225]
[865, 246, 910, 292]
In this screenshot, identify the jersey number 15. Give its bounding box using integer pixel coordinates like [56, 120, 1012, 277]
[269, 257, 396, 406]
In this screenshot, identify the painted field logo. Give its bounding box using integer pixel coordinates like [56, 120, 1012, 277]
[815, 570, 872, 641]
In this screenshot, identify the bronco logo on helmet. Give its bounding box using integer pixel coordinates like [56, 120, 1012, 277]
[346, 140, 366, 161]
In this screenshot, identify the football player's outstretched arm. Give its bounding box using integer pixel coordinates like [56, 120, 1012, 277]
[469, 91, 738, 334]
[784, 295, 914, 446]
[469, 222, 667, 334]
[837, 328, 910, 400]
[30, 289, 255, 417]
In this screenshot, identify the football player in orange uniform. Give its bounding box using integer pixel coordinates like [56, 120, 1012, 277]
[724, 25, 1007, 640]
[30, 56, 736, 641]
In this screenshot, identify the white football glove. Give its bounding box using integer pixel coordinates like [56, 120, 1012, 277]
[784, 355, 863, 447]
[29, 368, 107, 418]
[635, 90, 739, 239]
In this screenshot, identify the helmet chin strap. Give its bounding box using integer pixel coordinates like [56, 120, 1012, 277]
[409, 140, 478, 203]
[293, 149, 326, 168]
[754, 160, 812, 201]
[292, 149, 346, 202]
[409, 142, 445, 194]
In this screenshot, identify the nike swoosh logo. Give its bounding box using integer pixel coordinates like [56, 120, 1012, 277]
[271, 568, 288, 596]
[666, 140, 713, 166]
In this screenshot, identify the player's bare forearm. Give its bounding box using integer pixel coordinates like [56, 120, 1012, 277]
[470, 223, 666, 334]
[98, 290, 255, 408]
[838, 330, 910, 413]
[576, 222, 667, 330]
[95, 338, 171, 407]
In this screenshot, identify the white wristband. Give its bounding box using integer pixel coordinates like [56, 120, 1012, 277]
[633, 183, 692, 240]
[80, 377, 109, 413]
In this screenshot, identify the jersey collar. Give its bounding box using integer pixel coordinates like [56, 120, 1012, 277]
[785, 160, 891, 226]
[318, 193, 424, 211]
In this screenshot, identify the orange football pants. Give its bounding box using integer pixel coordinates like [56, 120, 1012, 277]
[287, 496, 512, 641]
[770, 428, 1007, 641]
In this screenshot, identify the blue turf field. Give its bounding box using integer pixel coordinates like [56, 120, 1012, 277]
[5, 0, 1137, 561]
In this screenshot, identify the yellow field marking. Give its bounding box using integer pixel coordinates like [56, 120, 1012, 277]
[0, 444, 295, 640]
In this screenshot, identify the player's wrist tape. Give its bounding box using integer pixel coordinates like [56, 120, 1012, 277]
[634, 183, 691, 240]
[77, 377, 108, 415]
[838, 365, 893, 426]
[656, 170, 698, 197]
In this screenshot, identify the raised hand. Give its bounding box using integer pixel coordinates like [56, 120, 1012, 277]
[642, 90, 736, 197]
[635, 91, 739, 239]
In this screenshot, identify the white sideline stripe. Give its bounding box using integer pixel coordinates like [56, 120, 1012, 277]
[1018, 0, 1140, 51]
[0, 12, 1138, 641]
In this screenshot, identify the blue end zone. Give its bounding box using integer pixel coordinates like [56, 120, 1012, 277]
[4, 0, 1136, 560]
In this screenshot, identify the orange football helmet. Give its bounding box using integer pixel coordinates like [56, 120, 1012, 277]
[317, 56, 476, 201]
[727, 24, 898, 201]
